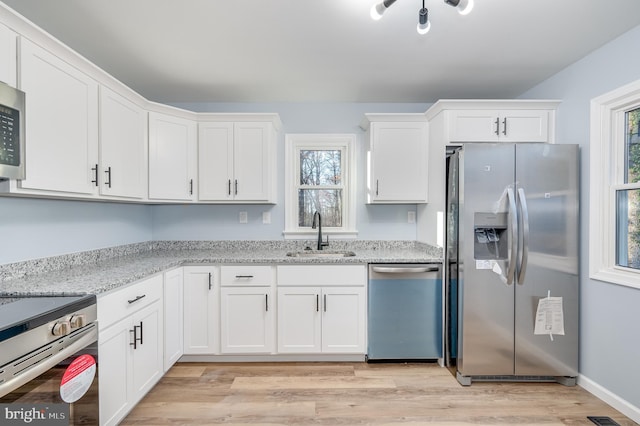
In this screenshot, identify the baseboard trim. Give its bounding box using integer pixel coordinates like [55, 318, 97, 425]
[578, 374, 640, 423]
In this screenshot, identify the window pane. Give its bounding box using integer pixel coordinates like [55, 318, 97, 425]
[625, 107, 640, 183]
[299, 150, 342, 186]
[298, 189, 343, 227]
[616, 188, 640, 269]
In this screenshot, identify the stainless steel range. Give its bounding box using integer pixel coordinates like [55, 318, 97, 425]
[0, 294, 99, 424]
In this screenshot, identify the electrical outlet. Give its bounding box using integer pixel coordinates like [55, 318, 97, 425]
[263, 211, 271, 224]
[408, 211, 416, 224]
[239, 211, 248, 224]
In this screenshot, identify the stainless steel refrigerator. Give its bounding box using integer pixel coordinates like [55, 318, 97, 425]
[446, 143, 579, 386]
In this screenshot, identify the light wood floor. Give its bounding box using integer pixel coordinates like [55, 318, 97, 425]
[121, 362, 637, 425]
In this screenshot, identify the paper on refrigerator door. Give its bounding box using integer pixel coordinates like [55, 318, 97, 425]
[534, 296, 565, 337]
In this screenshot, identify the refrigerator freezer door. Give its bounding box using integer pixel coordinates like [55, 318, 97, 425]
[457, 144, 516, 376]
[514, 144, 579, 377]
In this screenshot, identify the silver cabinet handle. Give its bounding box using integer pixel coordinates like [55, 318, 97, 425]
[265, 294, 269, 312]
[235, 275, 254, 279]
[235, 179, 238, 195]
[208, 272, 212, 290]
[127, 294, 146, 304]
[376, 179, 379, 196]
[189, 179, 193, 195]
[316, 294, 319, 312]
[494, 117, 500, 135]
[323, 294, 327, 312]
[91, 164, 99, 186]
[228, 179, 231, 195]
[502, 117, 507, 136]
[517, 187, 529, 285]
[371, 266, 438, 273]
[104, 166, 112, 188]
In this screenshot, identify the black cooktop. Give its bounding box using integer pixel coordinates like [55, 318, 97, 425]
[0, 294, 96, 343]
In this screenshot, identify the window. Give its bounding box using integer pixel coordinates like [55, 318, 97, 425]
[284, 134, 357, 238]
[590, 79, 640, 289]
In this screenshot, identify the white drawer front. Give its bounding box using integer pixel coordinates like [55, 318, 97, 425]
[221, 265, 274, 286]
[277, 265, 366, 286]
[98, 274, 163, 329]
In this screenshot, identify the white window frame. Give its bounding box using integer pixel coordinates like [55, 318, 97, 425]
[590, 78, 640, 289]
[283, 134, 357, 239]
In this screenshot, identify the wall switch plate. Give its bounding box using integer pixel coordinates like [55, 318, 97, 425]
[262, 211, 271, 224]
[239, 211, 248, 224]
[408, 211, 416, 224]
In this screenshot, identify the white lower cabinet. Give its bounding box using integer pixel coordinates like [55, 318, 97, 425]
[183, 266, 219, 354]
[163, 268, 184, 370]
[276, 265, 367, 354]
[220, 265, 275, 354]
[98, 275, 164, 426]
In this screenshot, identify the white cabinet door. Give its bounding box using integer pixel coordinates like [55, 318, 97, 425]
[198, 121, 274, 202]
[149, 112, 197, 201]
[98, 321, 132, 426]
[130, 300, 163, 399]
[220, 286, 274, 353]
[99, 86, 147, 199]
[163, 268, 184, 371]
[369, 121, 428, 203]
[18, 38, 98, 195]
[198, 122, 234, 201]
[233, 122, 271, 201]
[183, 266, 219, 354]
[499, 110, 549, 142]
[277, 287, 321, 353]
[448, 109, 549, 143]
[0, 23, 17, 87]
[321, 287, 366, 353]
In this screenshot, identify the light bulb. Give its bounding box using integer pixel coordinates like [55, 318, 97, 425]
[457, 0, 474, 15]
[370, 2, 386, 20]
[417, 20, 431, 35]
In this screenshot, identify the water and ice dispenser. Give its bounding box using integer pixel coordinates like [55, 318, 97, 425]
[473, 212, 508, 260]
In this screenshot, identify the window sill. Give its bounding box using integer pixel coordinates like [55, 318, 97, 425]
[590, 267, 640, 290]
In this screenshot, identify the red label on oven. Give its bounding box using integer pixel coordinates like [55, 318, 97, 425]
[60, 354, 96, 403]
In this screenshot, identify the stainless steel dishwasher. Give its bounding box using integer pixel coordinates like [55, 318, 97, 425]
[367, 264, 442, 361]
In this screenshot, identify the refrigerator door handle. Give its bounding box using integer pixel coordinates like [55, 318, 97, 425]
[506, 188, 518, 285]
[517, 188, 530, 285]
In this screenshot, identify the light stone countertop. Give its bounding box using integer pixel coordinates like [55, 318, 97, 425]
[0, 241, 442, 297]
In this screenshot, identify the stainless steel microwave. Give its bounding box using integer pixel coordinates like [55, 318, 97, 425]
[0, 81, 25, 179]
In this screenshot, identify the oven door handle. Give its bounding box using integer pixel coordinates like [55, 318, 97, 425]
[0, 325, 97, 397]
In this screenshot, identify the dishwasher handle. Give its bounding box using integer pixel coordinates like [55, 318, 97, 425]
[371, 266, 439, 274]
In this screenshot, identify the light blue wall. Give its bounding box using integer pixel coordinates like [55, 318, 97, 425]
[521, 24, 640, 413]
[0, 197, 152, 264]
[154, 102, 431, 241]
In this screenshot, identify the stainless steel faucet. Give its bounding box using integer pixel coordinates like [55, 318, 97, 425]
[311, 211, 329, 250]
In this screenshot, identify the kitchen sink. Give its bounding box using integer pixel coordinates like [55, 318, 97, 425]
[285, 250, 356, 258]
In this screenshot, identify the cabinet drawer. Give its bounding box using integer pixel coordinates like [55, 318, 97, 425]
[277, 265, 366, 286]
[221, 265, 274, 286]
[98, 274, 163, 330]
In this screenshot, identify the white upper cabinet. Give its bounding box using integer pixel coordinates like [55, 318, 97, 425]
[148, 112, 197, 201]
[361, 114, 428, 204]
[448, 109, 550, 142]
[17, 37, 99, 195]
[425, 100, 560, 144]
[198, 117, 279, 203]
[99, 86, 147, 199]
[0, 22, 17, 87]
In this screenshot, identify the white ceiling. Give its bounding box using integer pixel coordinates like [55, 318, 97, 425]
[3, 0, 640, 104]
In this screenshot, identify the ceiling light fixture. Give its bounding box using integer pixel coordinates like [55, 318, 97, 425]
[371, 0, 474, 34]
